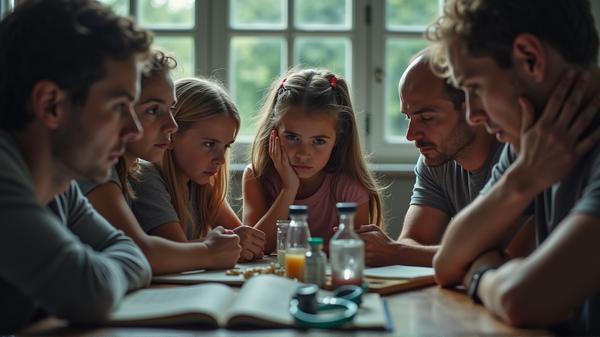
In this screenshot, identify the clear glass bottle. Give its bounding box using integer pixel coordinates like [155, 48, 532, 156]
[285, 205, 311, 281]
[304, 238, 326, 288]
[329, 202, 364, 288]
[276, 220, 290, 266]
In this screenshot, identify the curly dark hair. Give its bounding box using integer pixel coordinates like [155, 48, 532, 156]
[142, 48, 178, 82]
[0, 0, 153, 130]
[426, 0, 598, 76]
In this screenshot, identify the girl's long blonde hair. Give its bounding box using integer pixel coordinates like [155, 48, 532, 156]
[156, 77, 240, 239]
[251, 68, 386, 228]
[116, 48, 177, 200]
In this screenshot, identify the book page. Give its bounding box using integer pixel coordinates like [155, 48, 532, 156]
[225, 274, 300, 328]
[107, 283, 236, 327]
[364, 265, 434, 279]
[225, 274, 387, 330]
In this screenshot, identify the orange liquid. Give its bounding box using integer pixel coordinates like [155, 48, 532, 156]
[285, 253, 305, 281]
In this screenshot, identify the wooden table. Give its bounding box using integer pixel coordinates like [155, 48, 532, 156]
[19, 284, 548, 336]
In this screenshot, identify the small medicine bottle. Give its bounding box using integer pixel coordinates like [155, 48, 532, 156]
[304, 238, 326, 288]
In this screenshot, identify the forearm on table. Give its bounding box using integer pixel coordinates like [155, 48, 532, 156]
[141, 236, 211, 275]
[434, 172, 537, 286]
[396, 238, 440, 267]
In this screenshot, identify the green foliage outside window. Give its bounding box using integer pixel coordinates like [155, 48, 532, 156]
[295, 0, 348, 29]
[385, 39, 428, 140]
[386, 0, 438, 28]
[138, 0, 195, 29]
[296, 38, 349, 80]
[230, 37, 284, 138]
[230, 0, 285, 28]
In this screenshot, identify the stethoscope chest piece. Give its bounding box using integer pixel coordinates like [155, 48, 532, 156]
[290, 283, 364, 328]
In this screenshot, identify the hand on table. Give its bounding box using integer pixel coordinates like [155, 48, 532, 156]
[234, 225, 266, 262]
[204, 226, 241, 269]
[355, 224, 399, 267]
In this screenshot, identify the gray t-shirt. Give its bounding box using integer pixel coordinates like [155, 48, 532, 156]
[481, 143, 600, 335]
[77, 166, 132, 207]
[410, 140, 505, 217]
[131, 160, 197, 239]
[0, 129, 151, 333]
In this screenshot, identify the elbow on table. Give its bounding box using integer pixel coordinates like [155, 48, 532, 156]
[498, 283, 551, 328]
[55, 286, 123, 325]
[432, 253, 460, 287]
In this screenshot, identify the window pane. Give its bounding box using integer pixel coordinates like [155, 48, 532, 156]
[230, 0, 286, 30]
[386, 0, 438, 30]
[385, 39, 428, 142]
[97, 0, 129, 17]
[230, 37, 285, 138]
[139, 0, 195, 29]
[295, 0, 351, 31]
[153, 36, 195, 80]
[295, 37, 351, 82]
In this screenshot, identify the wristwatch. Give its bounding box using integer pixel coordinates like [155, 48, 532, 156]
[468, 265, 496, 305]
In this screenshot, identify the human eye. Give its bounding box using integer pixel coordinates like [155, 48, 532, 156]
[146, 105, 159, 115]
[313, 138, 325, 145]
[204, 142, 215, 148]
[115, 102, 127, 113]
[286, 135, 298, 141]
[421, 115, 433, 122]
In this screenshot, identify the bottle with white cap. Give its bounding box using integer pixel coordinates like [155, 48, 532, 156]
[329, 202, 364, 288]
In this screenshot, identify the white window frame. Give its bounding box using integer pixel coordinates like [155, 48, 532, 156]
[367, 0, 445, 164]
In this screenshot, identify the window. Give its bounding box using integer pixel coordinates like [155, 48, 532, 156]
[97, 0, 445, 163]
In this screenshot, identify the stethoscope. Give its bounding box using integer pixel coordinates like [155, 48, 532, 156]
[289, 282, 368, 328]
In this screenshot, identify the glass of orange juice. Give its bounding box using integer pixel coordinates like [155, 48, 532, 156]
[285, 249, 306, 281]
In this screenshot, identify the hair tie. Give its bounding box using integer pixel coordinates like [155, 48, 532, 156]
[330, 77, 337, 90]
[280, 78, 287, 88]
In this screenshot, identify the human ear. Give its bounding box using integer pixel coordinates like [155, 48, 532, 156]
[30, 80, 68, 130]
[512, 33, 546, 84]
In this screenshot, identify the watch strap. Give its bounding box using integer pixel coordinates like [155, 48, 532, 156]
[468, 265, 496, 305]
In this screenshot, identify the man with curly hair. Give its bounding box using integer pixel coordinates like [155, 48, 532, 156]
[427, 0, 600, 333]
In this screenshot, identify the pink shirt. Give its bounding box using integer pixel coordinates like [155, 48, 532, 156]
[255, 166, 369, 248]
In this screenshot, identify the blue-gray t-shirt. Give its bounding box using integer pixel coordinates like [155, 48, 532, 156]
[131, 160, 198, 239]
[0, 129, 151, 333]
[481, 143, 600, 335]
[411, 139, 505, 217]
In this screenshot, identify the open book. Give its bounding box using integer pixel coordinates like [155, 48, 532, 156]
[108, 274, 388, 330]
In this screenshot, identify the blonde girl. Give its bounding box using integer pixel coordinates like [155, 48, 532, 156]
[79, 49, 241, 274]
[132, 77, 266, 262]
[243, 68, 385, 254]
